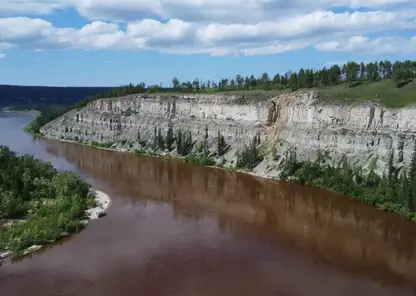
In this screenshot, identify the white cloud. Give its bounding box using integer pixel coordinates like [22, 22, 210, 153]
[0, 2, 415, 56]
[69, 0, 416, 23]
[2, 0, 415, 22]
[0, 0, 67, 15]
[316, 36, 416, 54]
[0, 53, 6, 59]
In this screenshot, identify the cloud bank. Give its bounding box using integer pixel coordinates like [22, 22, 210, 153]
[0, 0, 415, 56]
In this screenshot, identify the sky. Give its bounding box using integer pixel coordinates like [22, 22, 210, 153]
[0, 0, 415, 87]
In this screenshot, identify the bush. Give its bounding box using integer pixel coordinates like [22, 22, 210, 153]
[0, 145, 95, 256]
[279, 147, 416, 220]
[184, 155, 216, 166]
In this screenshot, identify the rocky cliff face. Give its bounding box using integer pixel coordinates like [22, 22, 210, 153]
[40, 92, 416, 178]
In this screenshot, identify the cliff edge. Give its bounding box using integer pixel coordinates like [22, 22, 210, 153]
[40, 91, 416, 178]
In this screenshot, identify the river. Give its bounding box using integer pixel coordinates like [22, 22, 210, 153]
[0, 112, 416, 296]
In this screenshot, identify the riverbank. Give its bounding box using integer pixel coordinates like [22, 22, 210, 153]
[40, 134, 416, 223]
[0, 189, 111, 265]
[87, 190, 112, 220]
[27, 96, 416, 225]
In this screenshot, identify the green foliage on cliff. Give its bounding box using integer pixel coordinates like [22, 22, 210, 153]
[91, 141, 114, 149]
[176, 130, 193, 156]
[0, 146, 95, 256]
[279, 147, 416, 220]
[217, 131, 228, 156]
[24, 95, 100, 135]
[184, 155, 216, 166]
[236, 136, 263, 170]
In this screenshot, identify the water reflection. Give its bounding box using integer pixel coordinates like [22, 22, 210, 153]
[45, 140, 416, 289]
[1, 113, 416, 296]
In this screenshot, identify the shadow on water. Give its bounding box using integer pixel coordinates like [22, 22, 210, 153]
[44, 140, 416, 291]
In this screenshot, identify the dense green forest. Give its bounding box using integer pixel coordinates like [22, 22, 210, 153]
[85, 60, 416, 96]
[0, 85, 109, 109]
[278, 147, 416, 220]
[81, 59, 416, 107]
[0, 146, 96, 255]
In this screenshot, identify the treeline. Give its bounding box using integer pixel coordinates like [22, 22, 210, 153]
[6, 59, 416, 113]
[87, 59, 416, 100]
[0, 85, 109, 109]
[279, 147, 416, 220]
[170, 60, 415, 92]
[0, 146, 96, 255]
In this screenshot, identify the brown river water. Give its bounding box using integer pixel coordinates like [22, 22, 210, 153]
[1, 112, 416, 296]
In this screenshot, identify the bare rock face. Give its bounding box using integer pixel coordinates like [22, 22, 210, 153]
[40, 92, 416, 177]
[40, 93, 269, 154]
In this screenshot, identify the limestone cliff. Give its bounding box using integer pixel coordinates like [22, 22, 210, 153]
[40, 92, 416, 178]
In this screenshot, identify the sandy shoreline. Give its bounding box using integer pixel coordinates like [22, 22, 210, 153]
[0, 189, 111, 264]
[87, 190, 112, 220]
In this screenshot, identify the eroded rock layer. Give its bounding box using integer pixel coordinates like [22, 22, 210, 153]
[41, 92, 416, 177]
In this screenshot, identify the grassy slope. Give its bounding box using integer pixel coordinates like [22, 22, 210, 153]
[317, 79, 416, 107]
[105, 79, 416, 108]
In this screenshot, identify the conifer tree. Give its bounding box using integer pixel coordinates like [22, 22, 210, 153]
[176, 129, 182, 154]
[166, 127, 174, 151]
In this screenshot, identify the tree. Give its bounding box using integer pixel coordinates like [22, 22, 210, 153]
[157, 128, 164, 150]
[0, 146, 95, 255]
[217, 130, 227, 156]
[153, 126, 157, 149]
[166, 127, 174, 151]
[260, 72, 270, 90]
[236, 75, 244, 89]
[298, 68, 306, 88]
[192, 79, 200, 92]
[289, 72, 298, 90]
[176, 130, 182, 154]
[345, 61, 359, 86]
[172, 77, 180, 90]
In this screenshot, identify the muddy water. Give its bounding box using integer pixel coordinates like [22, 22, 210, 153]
[1, 113, 416, 296]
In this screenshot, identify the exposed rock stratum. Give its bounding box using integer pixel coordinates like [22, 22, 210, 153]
[40, 92, 416, 178]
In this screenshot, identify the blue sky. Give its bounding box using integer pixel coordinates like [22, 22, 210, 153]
[0, 1, 415, 87]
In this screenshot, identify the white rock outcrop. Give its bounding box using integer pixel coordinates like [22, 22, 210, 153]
[40, 92, 416, 177]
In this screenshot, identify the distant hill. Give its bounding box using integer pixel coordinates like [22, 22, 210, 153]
[0, 85, 110, 109]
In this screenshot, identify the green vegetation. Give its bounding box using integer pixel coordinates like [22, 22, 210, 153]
[0, 146, 96, 256]
[96, 59, 416, 106]
[23, 93, 103, 135]
[317, 79, 416, 107]
[184, 155, 216, 166]
[91, 141, 114, 149]
[279, 147, 416, 220]
[236, 135, 263, 170]
[217, 131, 228, 156]
[176, 130, 193, 156]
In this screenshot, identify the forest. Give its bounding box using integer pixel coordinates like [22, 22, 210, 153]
[0, 85, 109, 109]
[0, 146, 96, 256]
[85, 59, 416, 97]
